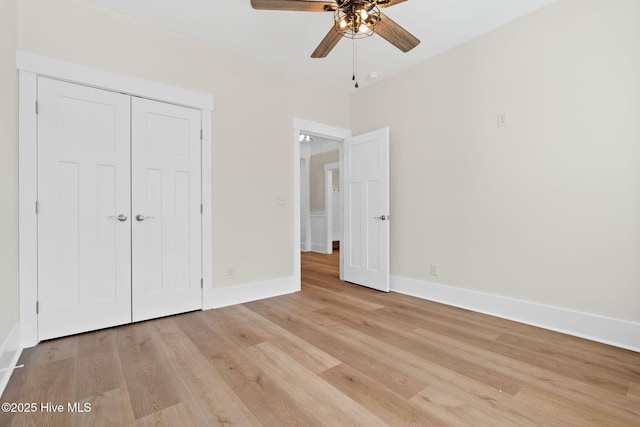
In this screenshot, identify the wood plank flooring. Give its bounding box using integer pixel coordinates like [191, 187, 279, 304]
[2, 251, 639, 426]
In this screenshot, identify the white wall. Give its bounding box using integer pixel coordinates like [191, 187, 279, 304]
[0, 0, 19, 350]
[16, 0, 351, 289]
[351, 0, 640, 323]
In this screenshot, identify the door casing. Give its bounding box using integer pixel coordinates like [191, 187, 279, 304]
[324, 161, 340, 254]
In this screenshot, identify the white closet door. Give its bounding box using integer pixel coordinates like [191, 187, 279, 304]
[131, 97, 202, 322]
[37, 78, 132, 340]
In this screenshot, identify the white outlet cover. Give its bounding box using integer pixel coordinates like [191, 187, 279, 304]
[430, 263, 439, 276]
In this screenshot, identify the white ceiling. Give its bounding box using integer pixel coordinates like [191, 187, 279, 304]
[88, 0, 557, 93]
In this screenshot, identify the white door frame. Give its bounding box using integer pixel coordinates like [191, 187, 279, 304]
[299, 149, 311, 252]
[18, 52, 214, 347]
[292, 118, 351, 286]
[324, 162, 340, 254]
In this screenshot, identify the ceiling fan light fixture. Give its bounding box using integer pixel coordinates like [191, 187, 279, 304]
[334, 1, 380, 39]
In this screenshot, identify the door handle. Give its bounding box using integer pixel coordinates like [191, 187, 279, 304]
[135, 214, 155, 222]
[108, 214, 128, 222]
[374, 214, 388, 221]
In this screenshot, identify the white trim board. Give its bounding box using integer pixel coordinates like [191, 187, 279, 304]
[16, 51, 213, 111]
[0, 324, 22, 398]
[391, 276, 640, 353]
[204, 277, 298, 310]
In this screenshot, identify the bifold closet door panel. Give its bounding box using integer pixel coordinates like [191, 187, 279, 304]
[131, 97, 203, 322]
[37, 77, 132, 340]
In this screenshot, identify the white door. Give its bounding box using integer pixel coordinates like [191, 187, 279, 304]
[131, 97, 202, 322]
[37, 78, 132, 340]
[342, 128, 390, 292]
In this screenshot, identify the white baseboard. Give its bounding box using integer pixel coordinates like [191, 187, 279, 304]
[0, 323, 23, 398]
[310, 243, 329, 254]
[204, 276, 299, 310]
[391, 276, 640, 353]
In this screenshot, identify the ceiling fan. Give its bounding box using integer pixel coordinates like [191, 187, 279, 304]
[250, 0, 420, 58]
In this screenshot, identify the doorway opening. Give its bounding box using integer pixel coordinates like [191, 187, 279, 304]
[300, 135, 342, 256]
[293, 119, 390, 293]
[292, 118, 351, 286]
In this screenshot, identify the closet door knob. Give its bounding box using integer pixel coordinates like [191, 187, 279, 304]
[108, 214, 128, 222]
[136, 214, 154, 222]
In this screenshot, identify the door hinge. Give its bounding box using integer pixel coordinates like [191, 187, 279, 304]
[201, 278, 203, 289]
[36, 301, 39, 314]
[200, 129, 203, 140]
[35, 100, 39, 115]
[35, 201, 39, 215]
[200, 204, 203, 214]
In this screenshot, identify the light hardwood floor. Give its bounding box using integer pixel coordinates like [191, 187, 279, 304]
[1, 251, 639, 426]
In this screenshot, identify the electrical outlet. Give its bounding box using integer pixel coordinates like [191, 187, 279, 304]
[275, 194, 286, 206]
[226, 267, 235, 279]
[430, 263, 439, 276]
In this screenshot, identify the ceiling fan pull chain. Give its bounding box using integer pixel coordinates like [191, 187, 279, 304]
[352, 37, 356, 82]
[353, 37, 359, 89]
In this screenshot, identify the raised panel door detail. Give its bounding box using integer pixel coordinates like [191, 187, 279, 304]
[56, 161, 80, 307]
[175, 171, 191, 291]
[348, 182, 362, 268]
[97, 164, 118, 302]
[366, 180, 380, 272]
[58, 96, 117, 152]
[144, 168, 164, 295]
[145, 113, 190, 159]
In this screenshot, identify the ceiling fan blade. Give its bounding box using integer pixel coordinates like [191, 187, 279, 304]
[377, 0, 408, 8]
[250, 0, 336, 12]
[311, 27, 343, 58]
[375, 12, 420, 52]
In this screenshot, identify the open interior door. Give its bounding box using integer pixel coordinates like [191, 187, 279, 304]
[342, 128, 390, 292]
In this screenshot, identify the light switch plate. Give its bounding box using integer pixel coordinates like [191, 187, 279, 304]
[497, 112, 509, 128]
